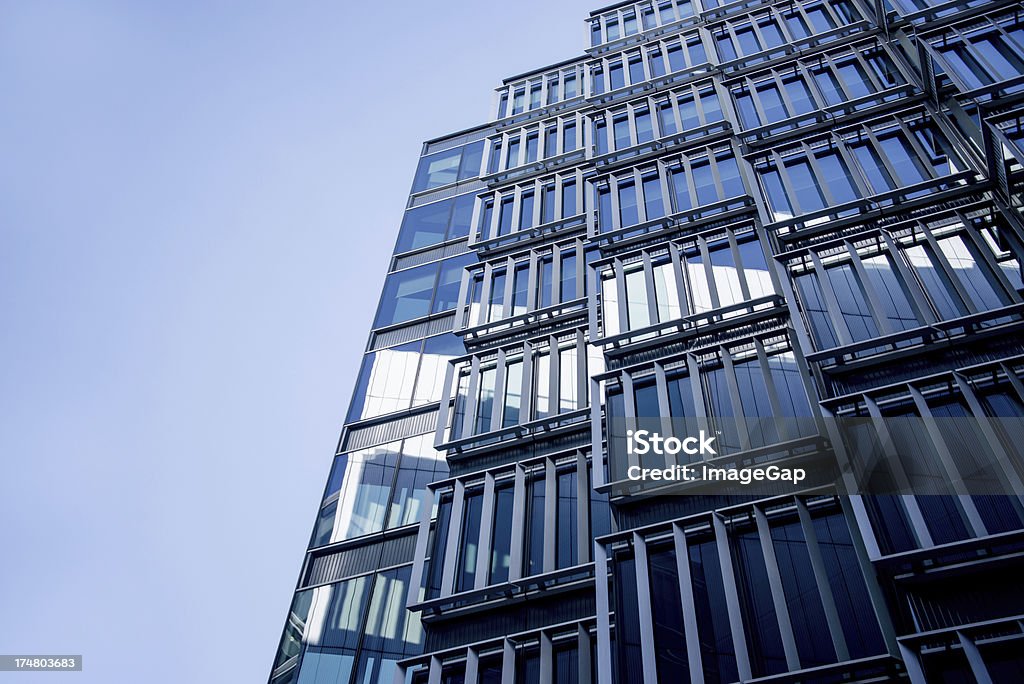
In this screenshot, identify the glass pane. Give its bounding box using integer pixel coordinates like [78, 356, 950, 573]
[643, 174, 666, 219]
[432, 254, 475, 314]
[937, 234, 1006, 312]
[816, 151, 859, 205]
[861, 254, 918, 332]
[397, 199, 452, 253]
[456, 493, 484, 592]
[710, 239, 743, 307]
[653, 262, 682, 322]
[619, 181, 639, 226]
[413, 148, 461, 192]
[490, 486, 515, 583]
[376, 263, 437, 327]
[388, 433, 448, 529]
[784, 158, 826, 212]
[625, 268, 651, 329]
[826, 263, 879, 341]
[503, 360, 524, 427]
[556, 470, 578, 568]
[559, 346, 579, 411]
[320, 575, 372, 649]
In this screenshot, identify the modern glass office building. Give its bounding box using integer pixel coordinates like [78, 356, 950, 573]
[269, 0, 1024, 681]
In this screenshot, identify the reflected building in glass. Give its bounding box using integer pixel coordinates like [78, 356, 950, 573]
[270, 0, 1024, 681]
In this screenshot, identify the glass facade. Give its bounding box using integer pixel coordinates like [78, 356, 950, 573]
[272, 1, 1024, 682]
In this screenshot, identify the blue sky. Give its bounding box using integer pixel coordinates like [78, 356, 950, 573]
[0, 2, 594, 681]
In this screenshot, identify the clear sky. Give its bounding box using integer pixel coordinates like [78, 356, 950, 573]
[0, 1, 595, 681]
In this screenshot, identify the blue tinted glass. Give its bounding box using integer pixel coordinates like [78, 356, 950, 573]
[732, 531, 787, 677]
[760, 19, 784, 47]
[679, 96, 699, 129]
[396, 199, 452, 253]
[598, 187, 613, 231]
[827, 263, 878, 341]
[529, 85, 541, 110]
[525, 478, 546, 575]
[671, 167, 692, 211]
[658, 102, 677, 135]
[759, 83, 786, 122]
[813, 67, 845, 105]
[690, 541, 738, 681]
[772, 522, 836, 667]
[736, 93, 761, 128]
[624, 12, 638, 35]
[519, 192, 535, 230]
[542, 186, 556, 223]
[447, 193, 475, 240]
[498, 196, 515, 236]
[816, 151, 859, 204]
[376, 263, 438, 327]
[796, 272, 838, 348]
[643, 175, 665, 219]
[717, 155, 745, 198]
[432, 254, 476, 314]
[595, 120, 609, 155]
[562, 180, 577, 216]
[606, 18, 620, 41]
[525, 133, 539, 163]
[629, 57, 645, 84]
[851, 143, 895, 194]
[544, 127, 558, 157]
[785, 12, 811, 39]
[490, 486, 515, 583]
[760, 166, 793, 218]
[650, 50, 666, 77]
[345, 341, 420, 422]
[563, 123, 577, 152]
[975, 35, 1024, 81]
[784, 76, 815, 114]
[456, 493, 483, 592]
[736, 27, 760, 56]
[505, 139, 521, 170]
[877, 133, 925, 186]
[458, 140, 484, 180]
[939, 45, 994, 89]
[836, 61, 872, 99]
[614, 116, 631, 149]
[610, 62, 626, 90]
[702, 91, 723, 122]
[862, 254, 918, 331]
[785, 158, 826, 212]
[689, 37, 707, 64]
[668, 43, 687, 71]
[692, 160, 717, 205]
[716, 34, 737, 62]
[556, 471, 578, 569]
[619, 181, 639, 226]
[806, 6, 835, 33]
[564, 73, 578, 98]
[413, 148, 461, 192]
[636, 110, 654, 143]
[812, 513, 886, 657]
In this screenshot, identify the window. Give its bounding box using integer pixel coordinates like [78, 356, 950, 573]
[556, 470, 578, 568]
[395, 193, 476, 254]
[376, 263, 436, 328]
[412, 141, 485, 193]
[490, 485, 515, 583]
[524, 475, 546, 576]
[442, 336, 589, 441]
[456, 491, 484, 592]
